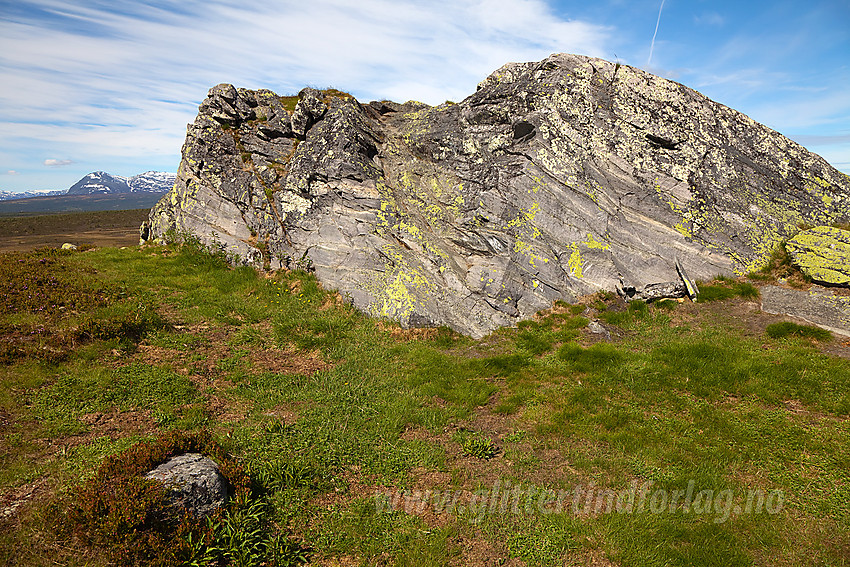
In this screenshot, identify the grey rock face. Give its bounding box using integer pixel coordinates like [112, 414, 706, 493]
[761, 285, 850, 337]
[149, 53, 850, 338]
[145, 453, 228, 518]
[291, 88, 328, 138]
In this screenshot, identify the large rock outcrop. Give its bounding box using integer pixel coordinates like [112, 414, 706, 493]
[148, 53, 850, 337]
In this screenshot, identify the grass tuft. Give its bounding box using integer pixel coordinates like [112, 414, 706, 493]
[454, 430, 499, 460]
[698, 279, 760, 302]
[766, 321, 832, 342]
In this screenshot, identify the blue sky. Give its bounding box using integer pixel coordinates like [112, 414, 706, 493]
[1, 0, 848, 192]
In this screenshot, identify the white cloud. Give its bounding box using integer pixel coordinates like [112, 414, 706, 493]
[2, 1, 610, 104]
[0, 0, 610, 183]
[43, 158, 74, 167]
[4, 170, 19, 175]
[2, 1, 847, 185]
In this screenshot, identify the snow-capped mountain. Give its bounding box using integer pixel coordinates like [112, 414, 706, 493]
[127, 171, 177, 193]
[66, 171, 176, 195]
[66, 171, 131, 194]
[1, 171, 176, 200]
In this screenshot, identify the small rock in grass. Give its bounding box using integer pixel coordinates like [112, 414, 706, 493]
[587, 319, 611, 339]
[145, 453, 228, 518]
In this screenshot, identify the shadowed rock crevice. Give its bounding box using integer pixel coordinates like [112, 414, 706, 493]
[645, 134, 681, 150]
[148, 53, 850, 337]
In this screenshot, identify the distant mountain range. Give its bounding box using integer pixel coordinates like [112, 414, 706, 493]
[0, 189, 65, 201]
[0, 171, 176, 201]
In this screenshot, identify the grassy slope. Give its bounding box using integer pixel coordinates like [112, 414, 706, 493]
[0, 209, 150, 235]
[0, 243, 848, 566]
[0, 209, 151, 252]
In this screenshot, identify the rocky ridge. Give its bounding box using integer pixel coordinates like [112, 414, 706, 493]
[148, 53, 850, 337]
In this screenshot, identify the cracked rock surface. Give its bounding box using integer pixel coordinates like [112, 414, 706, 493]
[149, 53, 850, 337]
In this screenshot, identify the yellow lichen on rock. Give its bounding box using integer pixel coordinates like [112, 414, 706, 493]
[568, 243, 583, 278]
[368, 246, 437, 323]
[786, 226, 850, 286]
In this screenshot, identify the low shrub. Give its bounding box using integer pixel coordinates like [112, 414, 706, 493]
[74, 299, 167, 342]
[0, 249, 167, 363]
[0, 249, 113, 315]
[55, 430, 251, 566]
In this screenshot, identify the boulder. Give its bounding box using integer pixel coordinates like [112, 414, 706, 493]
[149, 54, 850, 338]
[145, 453, 228, 518]
[587, 319, 611, 340]
[618, 281, 686, 302]
[785, 226, 850, 287]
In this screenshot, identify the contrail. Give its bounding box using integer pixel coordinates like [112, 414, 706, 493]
[647, 0, 666, 66]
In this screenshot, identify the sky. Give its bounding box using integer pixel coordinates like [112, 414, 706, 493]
[0, 0, 848, 193]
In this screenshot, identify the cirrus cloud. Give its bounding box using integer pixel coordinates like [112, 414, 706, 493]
[0, 0, 611, 191]
[43, 158, 74, 167]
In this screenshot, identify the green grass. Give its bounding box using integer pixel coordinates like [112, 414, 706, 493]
[765, 321, 833, 342]
[697, 278, 760, 302]
[316, 498, 460, 565]
[2, 242, 849, 566]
